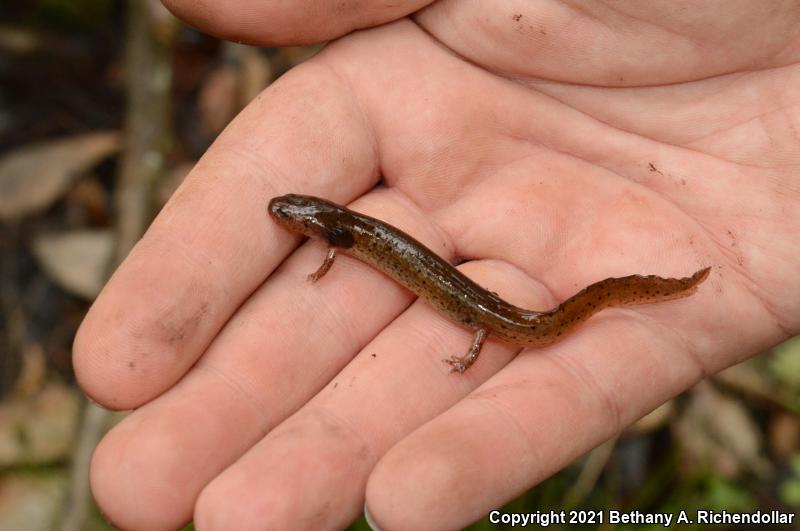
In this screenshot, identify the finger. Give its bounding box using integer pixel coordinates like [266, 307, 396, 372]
[73, 60, 378, 410]
[87, 190, 449, 530]
[416, 2, 800, 85]
[161, 0, 432, 46]
[364, 283, 718, 530]
[193, 260, 549, 530]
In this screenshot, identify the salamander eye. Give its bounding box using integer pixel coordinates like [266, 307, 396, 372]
[325, 226, 355, 248]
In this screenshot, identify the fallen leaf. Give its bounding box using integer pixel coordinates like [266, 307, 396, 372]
[769, 412, 800, 459]
[674, 382, 770, 478]
[66, 176, 109, 225]
[628, 400, 675, 434]
[33, 230, 114, 299]
[0, 132, 119, 221]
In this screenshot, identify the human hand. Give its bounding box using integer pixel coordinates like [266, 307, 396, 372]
[74, 2, 800, 529]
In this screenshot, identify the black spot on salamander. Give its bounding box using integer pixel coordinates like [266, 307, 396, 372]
[326, 226, 355, 248]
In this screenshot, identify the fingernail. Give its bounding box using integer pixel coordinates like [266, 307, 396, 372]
[364, 503, 382, 531]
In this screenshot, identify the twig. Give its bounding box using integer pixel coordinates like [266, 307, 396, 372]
[59, 401, 114, 531]
[712, 362, 800, 412]
[60, 2, 177, 530]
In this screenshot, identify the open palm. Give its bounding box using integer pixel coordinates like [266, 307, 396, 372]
[74, 2, 800, 529]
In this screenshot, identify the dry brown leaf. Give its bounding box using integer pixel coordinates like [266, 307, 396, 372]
[32, 229, 114, 299]
[0, 132, 119, 221]
[769, 412, 800, 459]
[674, 382, 770, 478]
[67, 176, 109, 225]
[628, 400, 675, 434]
[714, 362, 777, 404]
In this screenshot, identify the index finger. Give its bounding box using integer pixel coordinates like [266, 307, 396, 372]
[73, 61, 378, 409]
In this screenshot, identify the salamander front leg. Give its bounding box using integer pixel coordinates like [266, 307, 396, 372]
[307, 248, 337, 282]
[444, 328, 488, 374]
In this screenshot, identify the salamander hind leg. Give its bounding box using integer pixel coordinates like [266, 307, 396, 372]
[307, 248, 337, 282]
[444, 328, 488, 374]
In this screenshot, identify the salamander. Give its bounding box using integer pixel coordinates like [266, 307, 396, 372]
[268, 194, 710, 373]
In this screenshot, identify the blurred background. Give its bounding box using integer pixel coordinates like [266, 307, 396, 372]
[0, 1, 798, 530]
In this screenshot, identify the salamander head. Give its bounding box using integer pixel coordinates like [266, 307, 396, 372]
[268, 194, 355, 248]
